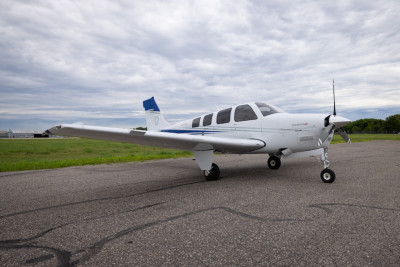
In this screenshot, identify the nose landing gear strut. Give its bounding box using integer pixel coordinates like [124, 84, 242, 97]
[320, 148, 336, 183]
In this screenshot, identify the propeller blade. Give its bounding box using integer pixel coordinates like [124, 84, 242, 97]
[333, 79, 336, 116]
[318, 123, 335, 146]
[337, 127, 351, 144]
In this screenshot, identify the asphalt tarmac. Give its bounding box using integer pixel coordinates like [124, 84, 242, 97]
[0, 140, 399, 266]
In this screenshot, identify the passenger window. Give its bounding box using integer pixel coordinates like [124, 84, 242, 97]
[217, 108, 232, 124]
[234, 104, 258, 122]
[192, 117, 201, 128]
[203, 113, 213, 126]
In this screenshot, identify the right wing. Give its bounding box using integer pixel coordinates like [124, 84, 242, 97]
[47, 124, 265, 153]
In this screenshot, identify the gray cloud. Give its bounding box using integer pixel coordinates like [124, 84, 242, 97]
[1, 0, 399, 130]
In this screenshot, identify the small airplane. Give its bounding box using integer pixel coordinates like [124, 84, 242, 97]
[47, 84, 351, 183]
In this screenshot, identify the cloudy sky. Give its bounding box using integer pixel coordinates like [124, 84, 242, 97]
[1, 0, 399, 130]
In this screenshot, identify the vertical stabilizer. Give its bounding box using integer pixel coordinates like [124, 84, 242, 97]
[143, 97, 170, 131]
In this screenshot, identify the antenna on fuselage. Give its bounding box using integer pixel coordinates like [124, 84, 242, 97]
[333, 79, 336, 117]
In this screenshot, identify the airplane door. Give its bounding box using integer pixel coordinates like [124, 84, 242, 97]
[232, 104, 261, 138]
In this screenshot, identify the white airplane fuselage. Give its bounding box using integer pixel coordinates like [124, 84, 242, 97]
[158, 102, 348, 155]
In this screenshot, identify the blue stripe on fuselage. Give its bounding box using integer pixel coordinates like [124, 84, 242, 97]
[161, 129, 221, 135]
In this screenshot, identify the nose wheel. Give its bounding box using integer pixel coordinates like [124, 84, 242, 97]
[320, 168, 336, 183]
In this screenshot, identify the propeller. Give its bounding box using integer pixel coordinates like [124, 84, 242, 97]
[333, 80, 336, 116]
[318, 122, 335, 147]
[318, 80, 351, 146]
[337, 127, 351, 144]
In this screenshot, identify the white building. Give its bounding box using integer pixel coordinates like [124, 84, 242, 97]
[1, 130, 49, 138]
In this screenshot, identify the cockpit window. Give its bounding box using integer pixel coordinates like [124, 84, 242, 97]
[203, 113, 213, 126]
[217, 108, 232, 124]
[234, 104, 258, 122]
[255, 102, 280, 116]
[192, 117, 201, 128]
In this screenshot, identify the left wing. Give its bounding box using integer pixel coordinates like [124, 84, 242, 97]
[47, 124, 265, 153]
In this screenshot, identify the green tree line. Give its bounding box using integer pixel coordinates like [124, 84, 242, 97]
[343, 114, 400, 134]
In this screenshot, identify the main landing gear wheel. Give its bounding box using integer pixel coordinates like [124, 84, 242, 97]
[268, 156, 281, 170]
[204, 163, 220, 181]
[320, 168, 336, 183]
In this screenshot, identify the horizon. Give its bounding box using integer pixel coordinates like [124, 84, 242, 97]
[1, 105, 398, 132]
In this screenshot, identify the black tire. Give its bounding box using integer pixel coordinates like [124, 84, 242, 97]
[320, 168, 336, 183]
[268, 156, 281, 170]
[204, 163, 220, 181]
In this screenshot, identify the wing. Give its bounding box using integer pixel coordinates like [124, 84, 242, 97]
[47, 124, 265, 153]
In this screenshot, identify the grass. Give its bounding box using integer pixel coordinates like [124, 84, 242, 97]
[0, 138, 192, 172]
[332, 134, 400, 143]
[0, 134, 398, 172]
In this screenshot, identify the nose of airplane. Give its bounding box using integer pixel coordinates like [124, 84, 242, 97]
[330, 115, 351, 128]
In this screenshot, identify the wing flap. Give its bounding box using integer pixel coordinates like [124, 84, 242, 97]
[47, 124, 265, 153]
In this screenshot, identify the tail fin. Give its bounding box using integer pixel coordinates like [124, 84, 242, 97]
[143, 97, 170, 131]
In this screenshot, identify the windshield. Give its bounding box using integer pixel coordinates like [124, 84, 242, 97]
[255, 102, 283, 116]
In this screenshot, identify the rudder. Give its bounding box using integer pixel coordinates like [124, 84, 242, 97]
[143, 97, 170, 131]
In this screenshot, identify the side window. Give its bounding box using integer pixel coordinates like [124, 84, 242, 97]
[203, 113, 213, 126]
[217, 108, 232, 124]
[192, 117, 200, 128]
[234, 104, 258, 122]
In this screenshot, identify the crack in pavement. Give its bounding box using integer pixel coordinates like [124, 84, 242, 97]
[2, 200, 399, 266]
[1, 204, 311, 266]
[0, 180, 204, 220]
[0, 203, 164, 245]
[71, 206, 309, 265]
[0, 244, 71, 267]
[308, 203, 400, 214]
[0, 203, 163, 267]
[0, 195, 400, 266]
[67, 203, 400, 265]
